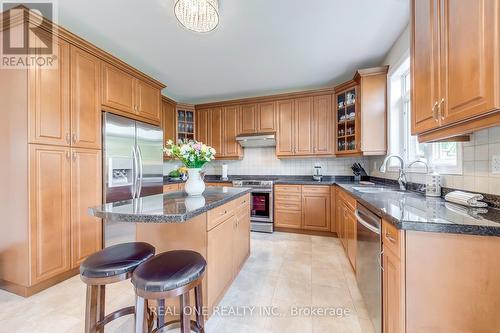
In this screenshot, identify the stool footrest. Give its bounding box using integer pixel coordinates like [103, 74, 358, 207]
[96, 306, 135, 331]
[153, 319, 204, 333]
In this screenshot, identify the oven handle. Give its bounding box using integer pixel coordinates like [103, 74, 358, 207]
[355, 209, 380, 235]
[249, 189, 273, 193]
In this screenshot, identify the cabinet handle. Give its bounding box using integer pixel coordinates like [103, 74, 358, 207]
[72, 134, 77, 144]
[439, 98, 445, 120]
[72, 152, 77, 161]
[385, 231, 397, 243]
[432, 101, 439, 120]
[379, 249, 384, 272]
[66, 151, 70, 159]
[66, 133, 70, 144]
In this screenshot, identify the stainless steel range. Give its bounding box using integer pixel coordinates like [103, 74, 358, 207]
[232, 180, 274, 233]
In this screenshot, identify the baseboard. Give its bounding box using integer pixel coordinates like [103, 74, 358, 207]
[274, 227, 339, 237]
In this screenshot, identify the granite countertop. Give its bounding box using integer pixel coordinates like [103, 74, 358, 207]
[89, 187, 251, 223]
[164, 175, 358, 185]
[337, 183, 500, 237]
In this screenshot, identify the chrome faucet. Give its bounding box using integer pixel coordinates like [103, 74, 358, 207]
[379, 154, 408, 191]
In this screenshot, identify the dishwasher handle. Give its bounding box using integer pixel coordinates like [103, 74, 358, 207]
[355, 209, 381, 235]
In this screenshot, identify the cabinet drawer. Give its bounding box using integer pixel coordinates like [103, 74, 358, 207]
[234, 194, 250, 210]
[382, 220, 402, 258]
[275, 185, 302, 194]
[274, 193, 302, 202]
[207, 201, 235, 231]
[302, 185, 330, 195]
[163, 184, 180, 193]
[275, 200, 301, 211]
[337, 188, 356, 210]
[275, 210, 302, 229]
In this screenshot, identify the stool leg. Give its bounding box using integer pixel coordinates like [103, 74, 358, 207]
[157, 299, 165, 329]
[85, 285, 99, 333]
[97, 285, 105, 333]
[180, 292, 190, 333]
[135, 296, 147, 333]
[194, 284, 204, 332]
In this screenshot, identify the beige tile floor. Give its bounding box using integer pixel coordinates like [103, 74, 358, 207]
[0, 232, 375, 333]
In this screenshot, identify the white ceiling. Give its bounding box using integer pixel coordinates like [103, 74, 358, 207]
[58, 0, 409, 104]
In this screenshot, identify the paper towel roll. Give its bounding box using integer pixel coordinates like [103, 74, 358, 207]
[221, 164, 228, 180]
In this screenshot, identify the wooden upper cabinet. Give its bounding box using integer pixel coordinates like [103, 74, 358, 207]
[439, 0, 499, 125]
[240, 104, 258, 134]
[29, 145, 71, 284]
[313, 95, 332, 154]
[70, 148, 102, 268]
[162, 99, 176, 145]
[210, 107, 224, 157]
[411, 0, 441, 134]
[276, 99, 295, 156]
[257, 101, 276, 132]
[294, 97, 314, 155]
[136, 80, 161, 123]
[29, 36, 70, 147]
[70, 46, 101, 149]
[101, 63, 135, 114]
[196, 108, 211, 145]
[223, 105, 242, 158]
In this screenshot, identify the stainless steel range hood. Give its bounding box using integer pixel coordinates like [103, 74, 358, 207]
[235, 133, 276, 148]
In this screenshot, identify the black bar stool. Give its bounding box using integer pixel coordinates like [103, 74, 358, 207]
[132, 250, 207, 333]
[80, 242, 155, 333]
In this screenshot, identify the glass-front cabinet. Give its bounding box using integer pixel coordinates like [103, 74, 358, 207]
[176, 105, 195, 142]
[335, 84, 360, 155]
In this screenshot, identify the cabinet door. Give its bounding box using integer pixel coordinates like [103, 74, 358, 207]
[330, 187, 336, 233]
[29, 145, 71, 284]
[70, 46, 101, 149]
[136, 80, 161, 123]
[346, 208, 357, 270]
[339, 202, 348, 250]
[207, 217, 234, 308]
[240, 104, 257, 134]
[294, 97, 314, 155]
[383, 247, 404, 333]
[314, 95, 333, 154]
[302, 193, 330, 231]
[196, 108, 211, 144]
[101, 63, 135, 114]
[29, 36, 70, 146]
[162, 100, 176, 145]
[223, 105, 241, 158]
[411, 0, 441, 134]
[257, 101, 276, 132]
[210, 107, 224, 158]
[439, 0, 500, 125]
[276, 99, 295, 156]
[234, 204, 250, 273]
[71, 148, 102, 268]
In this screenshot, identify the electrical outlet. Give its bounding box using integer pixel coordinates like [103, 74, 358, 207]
[492, 155, 500, 174]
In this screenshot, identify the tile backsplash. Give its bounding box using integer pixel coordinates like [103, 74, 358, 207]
[164, 147, 369, 177]
[369, 127, 500, 195]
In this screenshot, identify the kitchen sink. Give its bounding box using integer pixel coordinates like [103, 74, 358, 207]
[352, 186, 400, 194]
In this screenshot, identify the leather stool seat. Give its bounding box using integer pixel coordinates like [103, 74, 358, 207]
[132, 250, 207, 293]
[80, 242, 155, 279]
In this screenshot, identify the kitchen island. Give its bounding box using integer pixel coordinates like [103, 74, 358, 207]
[90, 187, 251, 313]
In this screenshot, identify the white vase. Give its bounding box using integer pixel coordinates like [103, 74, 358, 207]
[185, 168, 205, 196]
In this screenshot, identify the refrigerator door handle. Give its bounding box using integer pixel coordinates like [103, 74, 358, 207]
[137, 146, 144, 198]
[132, 146, 139, 199]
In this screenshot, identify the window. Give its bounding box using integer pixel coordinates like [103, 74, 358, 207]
[388, 55, 462, 174]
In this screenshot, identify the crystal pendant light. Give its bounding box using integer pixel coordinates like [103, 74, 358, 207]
[174, 0, 219, 33]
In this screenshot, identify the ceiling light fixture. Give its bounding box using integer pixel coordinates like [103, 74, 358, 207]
[174, 0, 219, 33]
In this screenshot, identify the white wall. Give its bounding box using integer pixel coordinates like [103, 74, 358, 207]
[164, 147, 369, 177]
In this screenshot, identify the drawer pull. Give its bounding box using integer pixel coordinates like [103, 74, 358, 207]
[385, 232, 396, 243]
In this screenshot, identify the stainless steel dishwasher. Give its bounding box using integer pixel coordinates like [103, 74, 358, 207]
[355, 204, 382, 333]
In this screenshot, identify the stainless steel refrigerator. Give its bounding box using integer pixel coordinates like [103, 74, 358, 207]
[103, 113, 163, 247]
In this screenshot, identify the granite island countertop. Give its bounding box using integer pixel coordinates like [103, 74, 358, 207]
[337, 183, 500, 237]
[89, 187, 251, 223]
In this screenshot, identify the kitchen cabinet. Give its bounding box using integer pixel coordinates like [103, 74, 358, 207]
[336, 187, 357, 270]
[29, 36, 70, 147]
[102, 63, 162, 125]
[313, 95, 333, 155]
[257, 102, 277, 132]
[233, 200, 251, 273]
[196, 108, 211, 144]
[223, 105, 243, 159]
[412, 0, 500, 141]
[163, 183, 182, 193]
[294, 97, 314, 155]
[302, 186, 331, 231]
[330, 187, 337, 233]
[276, 99, 295, 156]
[274, 185, 302, 229]
[162, 97, 176, 146]
[70, 148, 102, 268]
[176, 105, 196, 142]
[29, 145, 72, 284]
[346, 209, 357, 270]
[334, 67, 388, 156]
[70, 46, 101, 149]
[383, 245, 405, 332]
[210, 107, 224, 157]
[240, 104, 258, 134]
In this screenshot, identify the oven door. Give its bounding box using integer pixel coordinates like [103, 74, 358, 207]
[250, 189, 273, 223]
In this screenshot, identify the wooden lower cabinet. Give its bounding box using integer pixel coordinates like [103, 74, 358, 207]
[383, 245, 405, 333]
[336, 188, 357, 270]
[29, 145, 72, 284]
[163, 183, 182, 193]
[302, 187, 330, 231]
[233, 202, 251, 272]
[70, 148, 102, 268]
